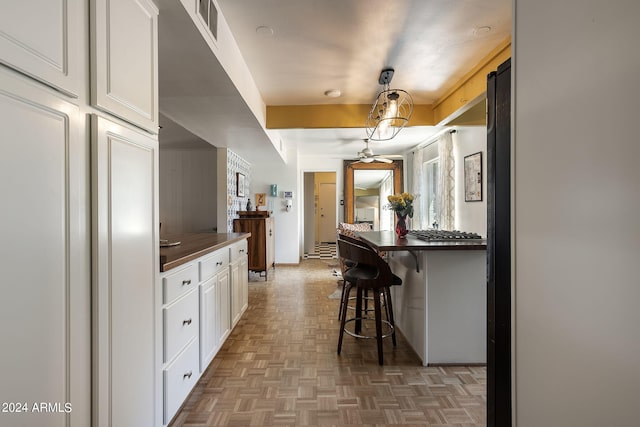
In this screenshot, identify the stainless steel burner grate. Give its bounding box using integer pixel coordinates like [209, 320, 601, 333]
[407, 229, 482, 241]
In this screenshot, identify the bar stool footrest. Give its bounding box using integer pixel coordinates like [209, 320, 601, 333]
[343, 317, 394, 339]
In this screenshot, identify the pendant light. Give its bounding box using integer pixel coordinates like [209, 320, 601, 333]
[365, 68, 413, 141]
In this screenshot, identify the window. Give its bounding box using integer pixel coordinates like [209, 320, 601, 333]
[424, 158, 440, 228]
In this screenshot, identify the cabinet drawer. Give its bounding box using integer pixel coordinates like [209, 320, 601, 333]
[163, 338, 199, 424]
[163, 263, 197, 304]
[199, 249, 229, 282]
[163, 289, 199, 363]
[230, 240, 248, 262]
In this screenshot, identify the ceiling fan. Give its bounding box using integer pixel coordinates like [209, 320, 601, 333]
[354, 139, 402, 163]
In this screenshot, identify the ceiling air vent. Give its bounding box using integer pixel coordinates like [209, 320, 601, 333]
[198, 0, 218, 41]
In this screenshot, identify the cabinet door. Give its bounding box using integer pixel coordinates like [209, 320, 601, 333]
[0, 0, 84, 97]
[230, 260, 241, 327]
[92, 114, 159, 427]
[199, 276, 218, 372]
[239, 255, 249, 314]
[216, 268, 231, 346]
[0, 69, 90, 426]
[91, 0, 159, 133]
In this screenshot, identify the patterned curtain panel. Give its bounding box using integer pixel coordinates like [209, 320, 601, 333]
[437, 132, 455, 230]
[410, 147, 425, 230]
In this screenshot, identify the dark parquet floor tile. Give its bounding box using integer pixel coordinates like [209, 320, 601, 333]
[170, 259, 486, 427]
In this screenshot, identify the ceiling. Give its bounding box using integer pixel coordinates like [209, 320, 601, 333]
[157, 0, 511, 162]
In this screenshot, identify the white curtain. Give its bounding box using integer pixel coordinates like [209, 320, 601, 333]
[437, 132, 455, 230]
[411, 147, 425, 230]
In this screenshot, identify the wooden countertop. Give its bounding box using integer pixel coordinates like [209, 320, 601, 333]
[160, 232, 251, 272]
[358, 231, 487, 252]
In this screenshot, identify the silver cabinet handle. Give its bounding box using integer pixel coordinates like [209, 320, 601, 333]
[183, 318, 192, 326]
[182, 279, 191, 286]
[239, 249, 245, 253]
[183, 371, 192, 379]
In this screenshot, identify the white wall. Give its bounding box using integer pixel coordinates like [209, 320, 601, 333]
[453, 126, 487, 236]
[159, 147, 217, 234]
[514, 1, 640, 426]
[251, 147, 300, 264]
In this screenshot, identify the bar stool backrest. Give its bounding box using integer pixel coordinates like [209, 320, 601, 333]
[337, 239, 392, 290]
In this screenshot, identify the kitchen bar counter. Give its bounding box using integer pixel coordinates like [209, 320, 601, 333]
[358, 231, 486, 366]
[159, 232, 251, 272]
[358, 230, 487, 252]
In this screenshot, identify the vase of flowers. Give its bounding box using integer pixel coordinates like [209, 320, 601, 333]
[386, 192, 414, 238]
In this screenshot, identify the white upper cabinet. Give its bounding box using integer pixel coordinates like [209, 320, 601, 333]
[91, 0, 159, 133]
[0, 67, 90, 427]
[0, 0, 85, 97]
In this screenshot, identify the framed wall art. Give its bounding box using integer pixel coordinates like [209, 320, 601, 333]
[236, 172, 245, 197]
[464, 152, 483, 202]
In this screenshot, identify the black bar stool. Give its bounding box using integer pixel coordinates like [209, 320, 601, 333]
[337, 238, 400, 365]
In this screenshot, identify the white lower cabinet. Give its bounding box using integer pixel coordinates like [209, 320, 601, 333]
[199, 276, 218, 371]
[216, 267, 231, 347]
[163, 338, 199, 422]
[230, 240, 249, 327]
[159, 239, 247, 426]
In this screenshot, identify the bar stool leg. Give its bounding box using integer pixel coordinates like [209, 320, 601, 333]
[337, 281, 352, 355]
[355, 286, 363, 335]
[373, 289, 384, 365]
[384, 287, 397, 346]
[338, 278, 346, 320]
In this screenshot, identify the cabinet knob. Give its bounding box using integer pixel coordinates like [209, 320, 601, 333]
[216, 261, 223, 266]
[239, 249, 245, 253]
[183, 371, 192, 379]
[183, 318, 192, 326]
[269, 230, 273, 236]
[182, 279, 191, 286]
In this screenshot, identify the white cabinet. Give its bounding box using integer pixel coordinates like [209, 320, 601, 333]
[159, 238, 247, 426]
[230, 240, 249, 327]
[198, 247, 229, 372]
[199, 275, 218, 371]
[216, 267, 231, 347]
[91, 0, 159, 133]
[0, 67, 90, 427]
[160, 263, 199, 424]
[162, 339, 199, 423]
[0, 0, 85, 97]
[93, 114, 159, 427]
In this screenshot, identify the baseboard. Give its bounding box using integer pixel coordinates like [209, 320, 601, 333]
[275, 262, 299, 267]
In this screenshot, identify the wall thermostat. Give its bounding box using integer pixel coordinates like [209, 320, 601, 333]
[283, 191, 294, 199]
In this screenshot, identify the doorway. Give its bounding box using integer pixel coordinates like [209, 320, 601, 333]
[303, 172, 337, 259]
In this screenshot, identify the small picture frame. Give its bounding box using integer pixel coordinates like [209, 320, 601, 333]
[255, 193, 266, 207]
[236, 172, 245, 197]
[464, 152, 483, 202]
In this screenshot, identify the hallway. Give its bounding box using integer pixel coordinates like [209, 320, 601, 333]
[169, 259, 486, 426]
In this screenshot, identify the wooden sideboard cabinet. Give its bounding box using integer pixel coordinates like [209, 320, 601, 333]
[233, 213, 275, 279]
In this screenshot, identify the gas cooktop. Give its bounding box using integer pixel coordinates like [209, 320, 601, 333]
[407, 229, 482, 241]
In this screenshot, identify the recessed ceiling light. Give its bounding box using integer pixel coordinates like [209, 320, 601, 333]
[324, 89, 341, 98]
[474, 26, 492, 36]
[256, 26, 274, 36]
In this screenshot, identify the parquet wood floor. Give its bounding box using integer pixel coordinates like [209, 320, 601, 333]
[169, 259, 486, 427]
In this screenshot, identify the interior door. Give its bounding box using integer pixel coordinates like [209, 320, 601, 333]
[318, 182, 337, 243]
